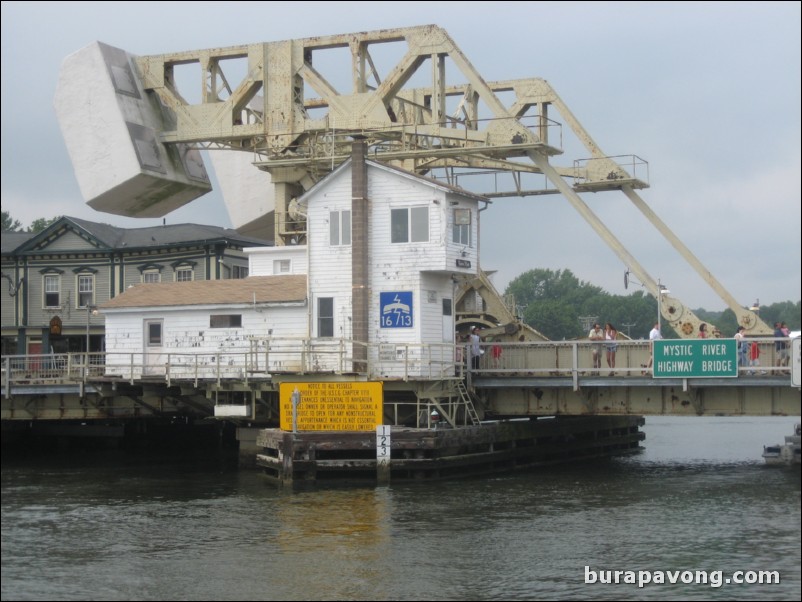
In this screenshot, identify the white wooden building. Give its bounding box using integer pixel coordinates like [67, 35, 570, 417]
[250, 156, 485, 378]
[100, 153, 486, 381]
[101, 276, 307, 379]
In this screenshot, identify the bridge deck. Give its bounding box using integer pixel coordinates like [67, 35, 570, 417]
[2, 338, 798, 420]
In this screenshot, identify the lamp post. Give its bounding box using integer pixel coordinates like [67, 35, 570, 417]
[85, 305, 97, 354]
[657, 280, 670, 332]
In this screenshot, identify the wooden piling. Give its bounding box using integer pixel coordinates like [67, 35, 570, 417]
[255, 415, 645, 486]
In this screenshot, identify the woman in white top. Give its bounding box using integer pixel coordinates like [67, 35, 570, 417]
[604, 323, 618, 375]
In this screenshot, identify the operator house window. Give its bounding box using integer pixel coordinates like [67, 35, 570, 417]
[77, 274, 94, 307]
[330, 210, 351, 246]
[210, 315, 242, 328]
[452, 208, 471, 246]
[273, 259, 290, 274]
[232, 265, 249, 279]
[391, 207, 429, 243]
[44, 274, 60, 307]
[318, 297, 334, 337]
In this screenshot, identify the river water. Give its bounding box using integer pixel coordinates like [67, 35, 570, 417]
[2, 416, 800, 601]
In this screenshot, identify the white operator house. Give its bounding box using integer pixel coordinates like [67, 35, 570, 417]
[101, 148, 486, 382]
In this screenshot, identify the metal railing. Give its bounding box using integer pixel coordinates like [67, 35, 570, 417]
[573, 154, 650, 186]
[1, 338, 792, 391]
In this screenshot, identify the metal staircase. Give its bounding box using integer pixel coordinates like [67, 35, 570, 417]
[454, 379, 481, 426]
[416, 378, 482, 428]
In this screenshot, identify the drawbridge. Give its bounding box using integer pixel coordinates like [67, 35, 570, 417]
[54, 25, 771, 338]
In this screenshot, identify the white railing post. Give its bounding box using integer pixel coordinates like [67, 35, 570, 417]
[572, 342, 580, 375]
[301, 339, 304, 372]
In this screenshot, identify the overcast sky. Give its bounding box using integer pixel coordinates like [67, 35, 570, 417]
[2, 1, 800, 313]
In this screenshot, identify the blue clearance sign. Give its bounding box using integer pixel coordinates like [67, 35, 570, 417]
[380, 291, 413, 328]
[653, 339, 738, 378]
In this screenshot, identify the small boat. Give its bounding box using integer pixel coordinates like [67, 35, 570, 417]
[762, 424, 801, 466]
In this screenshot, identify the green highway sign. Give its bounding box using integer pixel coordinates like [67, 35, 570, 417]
[653, 339, 738, 378]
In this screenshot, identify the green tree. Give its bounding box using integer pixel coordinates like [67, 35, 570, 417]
[506, 268, 603, 311]
[712, 308, 738, 337]
[28, 216, 60, 233]
[522, 299, 582, 340]
[697, 301, 800, 336]
[759, 301, 801, 331]
[506, 268, 665, 340]
[507, 265, 800, 341]
[505, 268, 704, 340]
[506, 269, 602, 339]
[1, 210, 22, 232]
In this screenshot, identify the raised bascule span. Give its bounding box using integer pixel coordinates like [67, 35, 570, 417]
[54, 25, 771, 338]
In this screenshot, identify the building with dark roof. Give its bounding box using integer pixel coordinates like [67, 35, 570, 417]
[1, 216, 271, 355]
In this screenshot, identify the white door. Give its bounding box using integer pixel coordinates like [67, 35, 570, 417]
[143, 319, 164, 375]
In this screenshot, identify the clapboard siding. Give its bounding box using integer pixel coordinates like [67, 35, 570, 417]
[26, 258, 112, 327]
[44, 230, 97, 251]
[307, 168, 353, 338]
[0, 269, 19, 327]
[302, 161, 478, 376]
[104, 305, 307, 377]
[246, 246, 307, 276]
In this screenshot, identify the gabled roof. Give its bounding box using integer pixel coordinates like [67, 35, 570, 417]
[368, 160, 490, 202]
[1, 231, 35, 254]
[297, 158, 489, 205]
[7, 216, 272, 254]
[100, 275, 307, 310]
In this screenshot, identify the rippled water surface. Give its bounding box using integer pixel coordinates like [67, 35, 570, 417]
[2, 416, 800, 601]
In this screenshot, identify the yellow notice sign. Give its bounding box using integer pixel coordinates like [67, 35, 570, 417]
[279, 382, 383, 432]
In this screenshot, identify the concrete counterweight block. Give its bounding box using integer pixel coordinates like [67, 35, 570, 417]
[54, 42, 211, 217]
[208, 148, 275, 237]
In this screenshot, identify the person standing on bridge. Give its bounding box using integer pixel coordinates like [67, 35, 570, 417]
[748, 337, 764, 375]
[774, 322, 789, 372]
[780, 322, 791, 369]
[588, 323, 604, 374]
[604, 323, 618, 376]
[490, 337, 503, 368]
[469, 327, 483, 371]
[734, 326, 748, 370]
[643, 322, 662, 375]
[697, 323, 709, 339]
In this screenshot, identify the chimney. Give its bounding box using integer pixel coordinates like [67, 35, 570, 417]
[351, 140, 369, 372]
